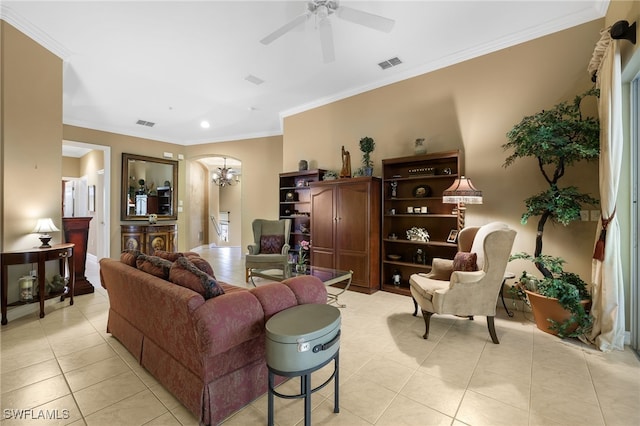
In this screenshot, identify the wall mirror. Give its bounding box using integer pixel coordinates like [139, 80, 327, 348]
[121, 153, 178, 221]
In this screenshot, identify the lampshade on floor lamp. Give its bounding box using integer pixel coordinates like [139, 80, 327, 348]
[442, 176, 483, 229]
[32, 218, 60, 248]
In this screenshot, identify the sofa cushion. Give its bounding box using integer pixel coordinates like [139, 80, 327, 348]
[452, 252, 478, 272]
[136, 254, 172, 279]
[260, 234, 284, 254]
[169, 256, 225, 299]
[121, 249, 142, 267]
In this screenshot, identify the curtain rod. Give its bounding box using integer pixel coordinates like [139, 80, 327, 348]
[589, 20, 636, 83]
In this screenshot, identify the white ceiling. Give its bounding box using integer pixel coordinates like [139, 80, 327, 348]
[3, 1, 608, 147]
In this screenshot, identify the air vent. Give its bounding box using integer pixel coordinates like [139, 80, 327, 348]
[377, 56, 402, 70]
[136, 119, 155, 127]
[244, 74, 265, 85]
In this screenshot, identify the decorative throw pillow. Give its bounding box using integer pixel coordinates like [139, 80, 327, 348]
[136, 254, 173, 279]
[260, 234, 284, 254]
[153, 250, 183, 262]
[120, 249, 142, 267]
[186, 255, 215, 278]
[169, 256, 224, 299]
[452, 252, 478, 272]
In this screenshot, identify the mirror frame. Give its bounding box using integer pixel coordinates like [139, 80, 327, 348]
[121, 153, 179, 221]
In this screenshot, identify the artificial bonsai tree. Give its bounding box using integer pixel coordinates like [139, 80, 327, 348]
[359, 136, 375, 176]
[502, 88, 600, 336]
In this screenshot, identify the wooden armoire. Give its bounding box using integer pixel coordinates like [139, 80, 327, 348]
[309, 176, 381, 293]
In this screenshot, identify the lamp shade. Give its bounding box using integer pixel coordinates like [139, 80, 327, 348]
[32, 218, 60, 234]
[442, 176, 483, 204]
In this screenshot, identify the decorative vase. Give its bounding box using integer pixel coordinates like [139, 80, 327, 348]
[298, 160, 308, 171]
[364, 167, 373, 176]
[414, 138, 426, 155]
[525, 290, 591, 336]
[295, 264, 307, 273]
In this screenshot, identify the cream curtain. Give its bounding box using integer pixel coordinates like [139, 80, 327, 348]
[588, 38, 625, 351]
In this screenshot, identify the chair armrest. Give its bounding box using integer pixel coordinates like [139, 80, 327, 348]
[449, 270, 485, 286]
[427, 258, 454, 280]
[280, 243, 290, 255]
[248, 244, 259, 255]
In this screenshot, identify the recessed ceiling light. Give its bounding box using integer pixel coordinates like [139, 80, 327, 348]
[200, 120, 210, 129]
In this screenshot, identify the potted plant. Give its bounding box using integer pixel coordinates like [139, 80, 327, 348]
[359, 136, 375, 176]
[510, 253, 592, 337]
[502, 88, 600, 337]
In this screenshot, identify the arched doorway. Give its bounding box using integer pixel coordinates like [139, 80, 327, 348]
[195, 156, 242, 248]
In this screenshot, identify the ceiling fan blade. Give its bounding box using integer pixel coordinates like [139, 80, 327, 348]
[335, 5, 395, 33]
[319, 17, 335, 63]
[260, 12, 310, 45]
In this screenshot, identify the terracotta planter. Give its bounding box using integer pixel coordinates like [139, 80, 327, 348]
[525, 290, 590, 336]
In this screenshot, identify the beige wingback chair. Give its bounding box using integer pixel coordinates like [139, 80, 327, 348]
[245, 219, 291, 282]
[409, 222, 516, 344]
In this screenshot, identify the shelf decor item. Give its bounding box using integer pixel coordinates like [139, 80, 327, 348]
[359, 136, 375, 176]
[406, 227, 429, 242]
[413, 185, 431, 198]
[414, 138, 426, 155]
[297, 240, 310, 270]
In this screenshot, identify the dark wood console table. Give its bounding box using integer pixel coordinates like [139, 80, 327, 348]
[1, 243, 75, 325]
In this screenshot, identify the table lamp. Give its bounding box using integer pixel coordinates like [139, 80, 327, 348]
[32, 218, 60, 248]
[442, 176, 483, 229]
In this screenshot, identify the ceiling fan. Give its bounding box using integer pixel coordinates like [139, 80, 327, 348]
[260, 0, 395, 63]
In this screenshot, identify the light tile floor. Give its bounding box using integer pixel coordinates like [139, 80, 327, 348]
[2, 246, 639, 425]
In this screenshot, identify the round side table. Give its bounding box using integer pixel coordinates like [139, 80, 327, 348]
[265, 304, 341, 426]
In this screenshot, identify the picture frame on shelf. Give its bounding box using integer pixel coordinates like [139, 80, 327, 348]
[447, 229, 459, 243]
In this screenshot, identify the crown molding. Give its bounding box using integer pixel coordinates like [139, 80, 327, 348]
[1, 4, 71, 60]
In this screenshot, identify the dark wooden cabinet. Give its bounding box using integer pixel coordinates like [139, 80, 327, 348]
[279, 169, 325, 263]
[381, 150, 461, 296]
[310, 177, 381, 292]
[121, 224, 177, 254]
[62, 217, 94, 295]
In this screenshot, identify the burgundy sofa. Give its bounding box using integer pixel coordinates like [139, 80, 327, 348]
[99, 256, 327, 425]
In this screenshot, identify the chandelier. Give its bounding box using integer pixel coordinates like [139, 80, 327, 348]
[212, 158, 239, 187]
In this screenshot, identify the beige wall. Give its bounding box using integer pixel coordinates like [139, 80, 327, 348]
[186, 136, 283, 252]
[62, 157, 81, 177]
[1, 22, 63, 251]
[284, 19, 605, 284]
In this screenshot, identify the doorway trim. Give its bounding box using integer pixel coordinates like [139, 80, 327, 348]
[62, 140, 111, 259]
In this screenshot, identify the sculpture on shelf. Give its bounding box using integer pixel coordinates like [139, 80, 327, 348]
[340, 145, 351, 178]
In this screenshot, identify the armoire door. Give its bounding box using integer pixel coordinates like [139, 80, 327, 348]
[310, 185, 336, 268]
[335, 182, 370, 287]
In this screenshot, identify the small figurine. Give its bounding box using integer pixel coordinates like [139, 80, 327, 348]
[414, 248, 425, 265]
[340, 146, 352, 178]
[390, 181, 398, 198]
[392, 270, 402, 287]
